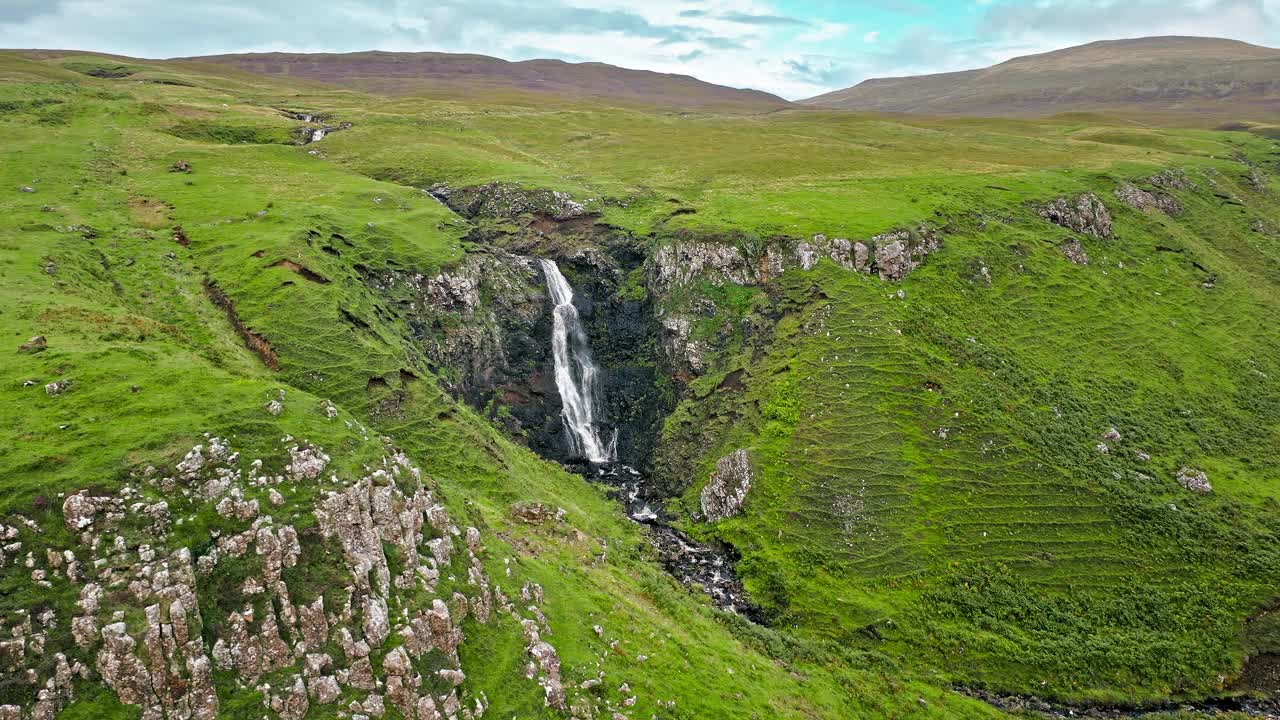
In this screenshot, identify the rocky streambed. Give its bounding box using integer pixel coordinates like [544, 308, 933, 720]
[593, 463, 762, 621]
[963, 688, 1280, 718]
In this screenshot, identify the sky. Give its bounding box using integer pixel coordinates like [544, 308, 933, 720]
[2, 0, 1279, 99]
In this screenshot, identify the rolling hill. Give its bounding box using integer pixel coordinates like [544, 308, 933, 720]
[3, 47, 1280, 719]
[802, 36, 1280, 119]
[177, 50, 792, 110]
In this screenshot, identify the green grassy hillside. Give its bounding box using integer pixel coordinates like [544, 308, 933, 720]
[1, 48, 1279, 719]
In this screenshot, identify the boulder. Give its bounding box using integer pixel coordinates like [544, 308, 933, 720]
[18, 336, 47, 353]
[1176, 467, 1212, 494]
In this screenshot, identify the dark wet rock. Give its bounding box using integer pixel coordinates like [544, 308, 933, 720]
[18, 335, 47, 353]
[963, 686, 1279, 719]
[294, 122, 352, 145]
[700, 449, 752, 522]
[649, 525, 759, 620]
[1037, 193, 1113, 238]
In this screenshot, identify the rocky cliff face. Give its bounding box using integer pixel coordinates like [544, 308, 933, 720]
[363, 184, 669, 470]
[647, 225, 941, 380]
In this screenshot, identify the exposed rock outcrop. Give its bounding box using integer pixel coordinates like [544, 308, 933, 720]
[700, 449, 752, 522]
[1177, 467, 1212, 494]
[659, 314, 709, 378]
[1148, 168, 1194, 191]
[364, 250, 546, 406]
[1037, 193, 1113, 238]
[649, 225, 940, 295]
[1114, 183, 1182, 215]
[870, 227, 941, 281]
[434, 182, 587, 221]
[1059, 239, 1089, 265]
[2, 435, 578, 720]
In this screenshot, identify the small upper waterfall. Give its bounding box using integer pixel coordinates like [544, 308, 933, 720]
[540, 259, 614, 464]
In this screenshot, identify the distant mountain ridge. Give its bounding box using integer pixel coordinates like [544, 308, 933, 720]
[178, 50, 791, 110]
[802, 36, 1280, 118]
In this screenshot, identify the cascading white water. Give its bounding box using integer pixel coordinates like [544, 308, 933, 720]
[310, 128, 327, 143]
[540, 259, 613, 464]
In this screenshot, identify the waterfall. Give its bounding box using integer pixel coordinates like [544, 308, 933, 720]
[540, 259, 613, 464]
[310, 128, 327, 143]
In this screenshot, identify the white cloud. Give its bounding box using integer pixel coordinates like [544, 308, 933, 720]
[799, 22, 852, 43]
[978, 0, 1277, 47]
[863, 30, 880, 43]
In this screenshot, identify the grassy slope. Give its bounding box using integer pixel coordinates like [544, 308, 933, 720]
[0, 52, 997, 719]
[2, 48, 1279, 715]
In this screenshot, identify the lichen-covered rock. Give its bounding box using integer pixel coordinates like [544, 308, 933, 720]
[650, 241, 755, 293]
[871, 227, 941, 281]
[1037, 193, 1113, 238]
[286, 443, 330, 480]
[700, 449, 753, 522]
[796, 234, 862, 272]
[659, 314, 708, 377]
[1060, 239, 1090, 265]
[1177, 467, 1212, 494]
[1149, 168, 1194, 190]
[15, 436, 553, 720]
[1114, 183, 1182, 215]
